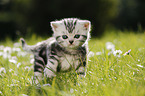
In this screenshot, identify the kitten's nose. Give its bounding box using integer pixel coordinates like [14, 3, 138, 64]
[69, 40, 74, 44]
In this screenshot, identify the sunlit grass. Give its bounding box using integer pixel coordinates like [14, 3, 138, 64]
[0, 31, 145, 96]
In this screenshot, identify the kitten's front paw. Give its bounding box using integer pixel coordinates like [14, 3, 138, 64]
[44, 67, 56, 78]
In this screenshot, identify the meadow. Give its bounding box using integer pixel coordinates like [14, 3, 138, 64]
[0, 31, 145, 96]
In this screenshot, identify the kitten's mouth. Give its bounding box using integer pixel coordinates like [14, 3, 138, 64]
[68, 44, 79, 49]
[68, 44, 74, 48]
[69, 44, 74, 46]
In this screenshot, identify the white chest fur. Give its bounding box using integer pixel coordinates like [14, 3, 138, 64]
[60, 54, 79, 71]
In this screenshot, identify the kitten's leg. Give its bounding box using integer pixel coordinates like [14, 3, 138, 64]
[34, 72, 43, 84]
[44, 55, 59, 79]
[76, 60, 86, 78]
[33, 55, 45, 84]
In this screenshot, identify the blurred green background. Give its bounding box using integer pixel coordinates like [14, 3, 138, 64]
[0, 0, 145, 40]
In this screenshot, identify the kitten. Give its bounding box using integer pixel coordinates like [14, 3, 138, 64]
[21, 18, 91, 84]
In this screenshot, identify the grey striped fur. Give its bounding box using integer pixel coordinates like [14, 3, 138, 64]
[21, 18, 91, 84]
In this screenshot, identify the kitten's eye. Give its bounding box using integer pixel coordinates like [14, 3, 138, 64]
[62, 35, 68, 39]
[74, 34, 80, 39]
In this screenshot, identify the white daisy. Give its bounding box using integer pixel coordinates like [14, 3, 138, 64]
[30, 58, 34, 64]
[9, 59, 17, 64]
[0, 91, 3, 95]
[0, 67, 6, 74]
[4, 46, 12, 53]
[13, 42, 20, 47]
[88, 51, 95, 58]
[24, 66, 32, 71]
[12, 47, 21, 52]
[18, 52, 27, 57]
[0, 52, 3, 56]
[3, 52, 11, 59]
[96, 52, 102, 55]
[17, 63, 21, 68]
[113, 50, 122, 57]
[106, 42, 115, 51]
[0, 45, 4, 50]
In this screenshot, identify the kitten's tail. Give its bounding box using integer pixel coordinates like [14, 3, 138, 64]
[20, 38, 36, 54]
[20, 38, 26, 48]
[20, 37, 55, 54]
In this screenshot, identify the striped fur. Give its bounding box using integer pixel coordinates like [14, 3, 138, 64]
[64, 18, 77, 33]
[21, 18, 91, 84]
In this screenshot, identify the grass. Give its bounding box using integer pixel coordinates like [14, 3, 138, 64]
[0, 31, 145, 96]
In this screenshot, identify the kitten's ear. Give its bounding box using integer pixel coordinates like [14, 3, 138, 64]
[50, 21, 62, 31]
[79, 20, 91, 31]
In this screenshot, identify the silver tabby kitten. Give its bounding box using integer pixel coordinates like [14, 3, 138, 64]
[21, 18, 91, 84]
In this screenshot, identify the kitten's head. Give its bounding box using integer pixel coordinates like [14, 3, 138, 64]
[50, 18, 91, 49]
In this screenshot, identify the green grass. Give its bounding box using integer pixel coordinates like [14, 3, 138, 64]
[0, 31, 145, 96]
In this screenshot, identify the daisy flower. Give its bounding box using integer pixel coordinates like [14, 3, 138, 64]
[113, 50, 122, 57]
[106, 42, 115, 51]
